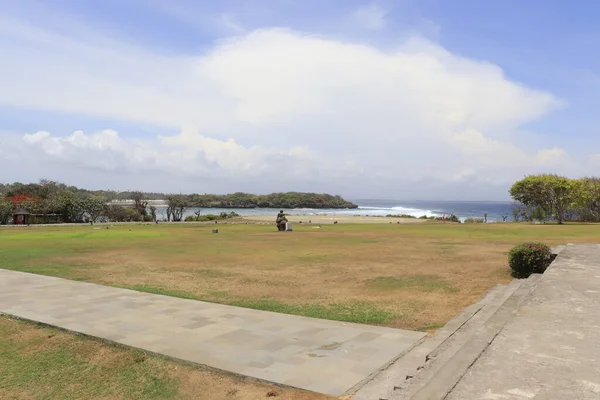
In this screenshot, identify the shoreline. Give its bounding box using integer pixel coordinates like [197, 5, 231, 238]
[247, 215, 429, 224]
[109, 202, 360, 211]
[0, 215, 431, 228]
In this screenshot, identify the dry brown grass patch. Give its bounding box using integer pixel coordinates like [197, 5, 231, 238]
[11, 223, 578, 331]
[31, 230, 516, 331]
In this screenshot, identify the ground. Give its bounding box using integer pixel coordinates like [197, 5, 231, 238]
[0, 315, 330, 400]
[1, 222, 597, 331]
[2, 221, 600, 399]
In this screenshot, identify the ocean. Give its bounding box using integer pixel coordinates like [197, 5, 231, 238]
[157, 199, 515, 223]
[351, 199, 514, 222]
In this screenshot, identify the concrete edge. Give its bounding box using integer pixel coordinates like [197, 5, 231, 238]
[442, 274, 543, 397]
[342, 333, 428, 397]
[393, 280, 524, 399]
[430, 284, 503, 340]
[425, 281, 521, 362]
[410, 273, 543, 400]
[0, 312, 323, 397]
[348, 284, 507, 399]
[551, 244, 567, 255]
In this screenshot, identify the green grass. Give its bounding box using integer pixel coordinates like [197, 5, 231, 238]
[125, 284, 394, 324]
[125, 284, 202, 301]
[0, 317, 178, 400]
[2, 222, 600, 330]
[0, 315, 328, 400]
[365, 275, 460, 293]
[2, 221, 596, 398]
[228, 299, 394, 325]
[6, 262, 94, 279]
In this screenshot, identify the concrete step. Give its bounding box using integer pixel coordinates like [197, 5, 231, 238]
[399, 274, 542, 400]
[350, 281, 522, 400]
[552, 245, 566, 255]
[425, 280, 524, 363]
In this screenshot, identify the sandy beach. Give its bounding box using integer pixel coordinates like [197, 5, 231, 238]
[246, 215, 429, 224]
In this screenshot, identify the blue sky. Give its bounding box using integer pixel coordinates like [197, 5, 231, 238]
[0, 0, 597, 199]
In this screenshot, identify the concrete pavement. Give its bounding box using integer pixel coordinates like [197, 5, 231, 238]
[0, 269, 425, 396]
[446, 244, 600, 400]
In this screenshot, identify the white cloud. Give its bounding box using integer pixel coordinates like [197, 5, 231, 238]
[452, 129, 570, 168]
[15, 129, 355, 182]
[534, 147, 569, 165]
[449, 129, 577, 185]
[0, 10, 581, 199]
[350, 4, 389, 31]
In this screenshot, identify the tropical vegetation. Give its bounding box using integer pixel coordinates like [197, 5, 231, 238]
[509, 174, 600, 223]
[0, 180, 357, 224]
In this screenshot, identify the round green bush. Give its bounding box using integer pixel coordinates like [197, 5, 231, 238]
[508, 242, 553, 278]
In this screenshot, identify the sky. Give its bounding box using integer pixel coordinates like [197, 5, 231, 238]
[1, 0, 599, 200]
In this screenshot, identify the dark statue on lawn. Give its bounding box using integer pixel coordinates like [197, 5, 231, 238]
[276, 210, 288, 231]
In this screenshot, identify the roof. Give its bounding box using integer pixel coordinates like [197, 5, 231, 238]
[13, 207, 30, 215]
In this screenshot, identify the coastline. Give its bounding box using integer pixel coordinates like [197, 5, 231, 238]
[246, 215, 428, 224]
[109, 201, 359, 210]
[0, 215, 430, 228]
[107, 200, 513, 222]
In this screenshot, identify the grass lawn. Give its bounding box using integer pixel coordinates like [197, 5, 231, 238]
[0, 315, 329, 400]
[2, 222, 598, 331]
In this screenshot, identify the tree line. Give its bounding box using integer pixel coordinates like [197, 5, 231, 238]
[186, 192, 357, 209]
[0, 181, 167, 202]
[0, 180, 357, 224]
[510, 174, 600, 224]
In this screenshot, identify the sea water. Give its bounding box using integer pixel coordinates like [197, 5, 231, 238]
[158, 199, 514, 223]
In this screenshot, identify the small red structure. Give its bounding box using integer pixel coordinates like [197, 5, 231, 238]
[12, 207, 30, 225]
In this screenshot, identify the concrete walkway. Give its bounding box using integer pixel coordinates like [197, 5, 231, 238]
[0, 270, 425, 396]
[446, 244, 600, 400]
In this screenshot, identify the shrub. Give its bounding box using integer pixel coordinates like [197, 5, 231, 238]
[105, 205, 142, 222]
[464, 217, 484, 224]
[219, 211, 240, 219]
[435, 214, 460, 223]
[184, 211, 241, 222]
[508, 242, 553, 278]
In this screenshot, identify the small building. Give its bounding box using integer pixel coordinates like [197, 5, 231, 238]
[12, 207, 30, 225]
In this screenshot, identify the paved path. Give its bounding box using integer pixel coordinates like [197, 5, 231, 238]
[0, 270, 425, 396]
[447, 244, 600, 400]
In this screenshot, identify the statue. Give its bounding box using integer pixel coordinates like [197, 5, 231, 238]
[276, 210, 288, 231]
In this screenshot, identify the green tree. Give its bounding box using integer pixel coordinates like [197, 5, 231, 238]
[81, 196, 107, 223]
[166, 195, 187, 222]
[573, 177, 600, 222]
[509, 174, 575, 224]
[105, 204, 141, 222]
[530, 206, 547, 223]
[149, 206, 157, 222]
[50, 192, 85, 223]
[0, 197, 12, 225]
[131, 191, 148, 217]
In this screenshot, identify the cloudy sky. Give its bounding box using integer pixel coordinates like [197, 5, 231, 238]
[1, 0, 599, 200]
